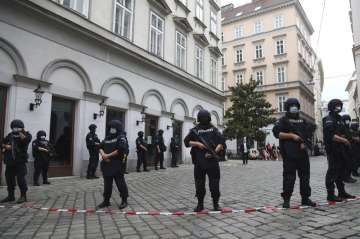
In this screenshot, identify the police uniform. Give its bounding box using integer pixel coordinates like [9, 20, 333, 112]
[1, 119, 32, 203]
[341, 115, 357, 183]
[32, 130, 52, 185]
[170, 138, 179, 167]
[121, 131, 129, 174]
[323, 99, 355, 201]
[184, 110, 225, 212]
[273, 98, 315, 208]
[350, 121, 360, 176]
[136, 131, 148, 172]
[97, 120, 128, 209]
[154, 130, 166, 170]
[86, 124, 100, 179]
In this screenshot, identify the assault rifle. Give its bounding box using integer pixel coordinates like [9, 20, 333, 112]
[190, 128, 221, 161]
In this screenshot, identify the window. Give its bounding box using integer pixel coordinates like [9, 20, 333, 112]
[255, 45, 263, 59]
[196, 0, 204, 22]
[254, 21, 262, 34]
[149, 12, 164, 57]
[60, 0, 89, 16]
[255, 70, 264, 85]
[175, 31, 186, 69]
[276, 39, 285, 55]
[195, 45, 204, 79]
[210, 9, 217, 34]
[114, 0, 133, 40]
[235, 26, 244, 39]
[276, 66, 286, 83]
[235, 72, 244, 85]
[211, 58, 217, 87]
[274, 15, 284, 29]
[235, 49, 243, 63]
[278, 95, 287, 112]
[221, 76, 226, 91]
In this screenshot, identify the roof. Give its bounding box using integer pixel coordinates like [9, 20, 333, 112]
[221, 0, 314, 34]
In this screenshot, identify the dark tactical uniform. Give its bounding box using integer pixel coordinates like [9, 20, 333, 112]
[323, 99, 355, 201]
[154, 130, 166, 170]
[273, 98, 315, 208]
[1, 120, 32, 203]
[121, 131, 129, 174]
[86, 124, 100, 179]
[184, 110, 225, 212]
[136, 131, 148, 172]
[97, 120, 128, 210]
[340, 115, 357, 183]
[170, 138, 179, 167]
[32, 131, 53, 185]
[350, 121, 360, 176]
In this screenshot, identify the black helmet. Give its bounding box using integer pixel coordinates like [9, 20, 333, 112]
[36, 130, 46, 139]
[284, 98, 300, 112]
[328, 99, 343, 112]
[108, 120, 122, 131]
[341, 114, 351, 126]
[10, 119, 24, 129]
[88, 124, 97, 131]
[138, 131, 144, 137]
[158, 129, 164, 135]
[197, 109, 211, 125]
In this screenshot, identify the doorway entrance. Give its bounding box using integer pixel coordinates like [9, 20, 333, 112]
[172, 120, 183, 164]
[49, 97, 75, 177]
[144, 114, 158, 166]
[0, 86, 7, 184]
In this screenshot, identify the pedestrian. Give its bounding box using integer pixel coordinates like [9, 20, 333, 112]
[273, 98, 316, 208]
[96, 120, 128, 210]
[136, 131, 148, 172]
[86, 124, 100, 179]
[154, 129, 166, 170]
[170, 137, 179, 167]
[242, 138, 249, 165]
[1, 119, 32, 203]
[341, 115, 357, 183]
[184, 109, 226, 212]
[323, 99, 355, 202]
[32, 130, 53, 186]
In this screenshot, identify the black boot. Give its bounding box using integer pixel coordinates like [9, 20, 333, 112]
[0, 194, 15, 203]
[338, 192, 356, 200]
[43, 181, 51, 185]
[119, 198, 128, 209]
[212, 198, 221, 211]
[33, 182, 40, 186]
[282, 198, 290, 209]
[96, 201, 110, 209]
[16, 194, 27, 204]
[327, 193, 343, 202]
[194, 198, 204, 212]
[301, 198, 316, 207]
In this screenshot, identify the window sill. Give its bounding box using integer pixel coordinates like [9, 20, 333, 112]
[175, 0, 191, 14]
[274, 53, 287, 58]
[209, 31, 220, 41]
[194, 17, 207, 29]
[253, 57, 265, 62]
[234, 61, 245, 66]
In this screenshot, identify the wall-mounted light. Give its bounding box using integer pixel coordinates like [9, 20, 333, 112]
[93, 100, 106, 120]
[166, 113, 175, 130]
[29, 85, 44, 111]
[136, 106, 147, 126]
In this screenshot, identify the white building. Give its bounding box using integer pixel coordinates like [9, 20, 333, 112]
[350, 0, 360, 113]
[346, 72, 359, 120]
[0, 0, 224, 180]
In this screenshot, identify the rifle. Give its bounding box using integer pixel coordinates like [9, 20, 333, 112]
[190, 128, 221, 161]
[288, 120, 312, 150]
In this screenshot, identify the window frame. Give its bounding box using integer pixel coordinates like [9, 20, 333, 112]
[255, 70, 264, 85]
[235, 26, 244, 39]
[274, 15, 284, 29]
[113, 0, 134, 40]
[276, 39, 285, 55]
[254, 21, 263, 34]
[278, 95, 287, 112]
[210, 57, 218, 87]
[255, 44, 263, 59]
[276, 65, 287, 83]
[235, 72, 244, 85]
[149, 11, 165, 58]
[175, 30, 187, 69]
[61, 0, 90, 17]
[235, 48, 243, 63]
[210, 8, 218, 34]
[196, 0, 204, 22]
[195, 45, 204, 80]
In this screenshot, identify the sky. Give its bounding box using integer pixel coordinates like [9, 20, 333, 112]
[221, 0, 355, 101]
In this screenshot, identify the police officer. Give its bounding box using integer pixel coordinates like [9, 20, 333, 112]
[184, 110, 226, 212]
[154, 129, 166, 170]
[97, 120, 128, 209]
[170, 137, 179, 168]
[136, 131, 148, 172]
[121, 131, 129, 174]
[1, 120, 32, 203]
[350, 120, 360, 177]
[341, 115, 357, 183]
[32, 130, 53, 186]
[323, 99, 355, 202]
[272, 98, 316, 208]
[86, 124, 100, 179]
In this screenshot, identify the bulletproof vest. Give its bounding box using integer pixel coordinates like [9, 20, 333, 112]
[136, 137, 144, 151]
[4, 132, 31, 165]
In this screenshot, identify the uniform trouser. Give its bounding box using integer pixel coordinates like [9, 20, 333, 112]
[87, 153, 99, 176]
[155, 152, 164, 168]
[103, 174, 128, 202]
[194, 163, 221, 201]
[33, 159, 49, 183]
[136, 152, 147, 170]
[342, 148, 354, 179]
[281, 155, 311, 199]
[5, 164, 28, 196]
[326, 151, 346, 195]
[171, 152, 177, 167]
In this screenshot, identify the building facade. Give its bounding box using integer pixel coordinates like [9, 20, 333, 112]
[0, 0, 224, 180]
[350, 0, 360, 114]
[221, 0, 316, 148]
[346, 72, 359, 120]
[313, 59, 324, 142]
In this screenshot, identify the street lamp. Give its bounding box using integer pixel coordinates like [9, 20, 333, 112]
[93, 100, 106, 120]
[167, 113, 175, 130]
[29, 85, 44, 111]
[136, 106, 147, 126]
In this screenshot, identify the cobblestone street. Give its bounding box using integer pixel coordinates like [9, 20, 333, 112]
[1, 157, 360, 239]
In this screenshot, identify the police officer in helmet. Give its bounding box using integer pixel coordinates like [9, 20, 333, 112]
[323, 99, 355, 201]
[341, 115, 357, 183]
[154, 129, 166, 170]
[273, 98, 316, 208]
[136, 131, 148, 172]
[32, 130, 52, 186]
[97, 120, 129, 209]
[1, 119, 32, 203]
[184, 110, 226, 212]
[86, 124, 100, 179]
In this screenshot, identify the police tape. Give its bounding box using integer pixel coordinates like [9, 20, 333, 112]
[0, 196, 359, 216]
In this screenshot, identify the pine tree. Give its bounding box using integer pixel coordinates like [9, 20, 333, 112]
[224, 79, 276, 147]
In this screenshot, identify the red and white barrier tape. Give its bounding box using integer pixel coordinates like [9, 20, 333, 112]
[0, 196, 359, 216]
